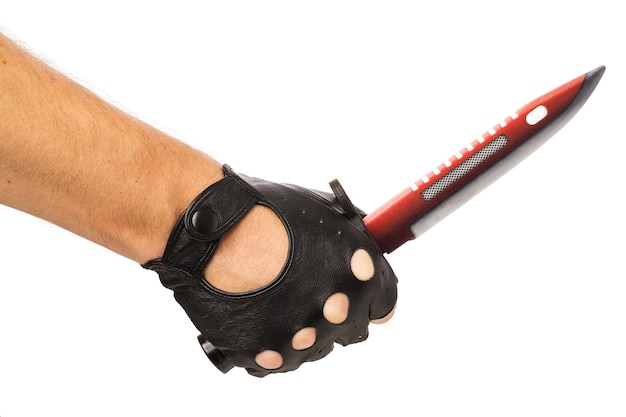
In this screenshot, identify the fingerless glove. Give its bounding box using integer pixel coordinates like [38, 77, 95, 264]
[143, 165, 398, 377]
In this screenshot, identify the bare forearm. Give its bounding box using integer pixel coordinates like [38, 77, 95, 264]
[0, 33, 223, 263]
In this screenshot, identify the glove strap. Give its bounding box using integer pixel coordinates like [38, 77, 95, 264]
[154, 165, 260, 276]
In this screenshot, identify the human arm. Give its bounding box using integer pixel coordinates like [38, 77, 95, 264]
[0, 32, 289, 291]
[0, 32, 224, 264]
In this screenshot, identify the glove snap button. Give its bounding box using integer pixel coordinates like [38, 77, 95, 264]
[191, 207, 219, 235]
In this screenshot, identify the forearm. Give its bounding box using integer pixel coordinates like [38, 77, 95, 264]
[0, 33, 223, 263]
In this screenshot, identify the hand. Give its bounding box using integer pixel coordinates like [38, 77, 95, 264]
[144, 165, 398, 376]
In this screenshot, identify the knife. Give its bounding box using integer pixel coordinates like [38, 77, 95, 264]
[361, 66, 605, 254]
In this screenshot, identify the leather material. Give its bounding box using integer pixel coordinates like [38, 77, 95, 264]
[143, 165, 398, 377]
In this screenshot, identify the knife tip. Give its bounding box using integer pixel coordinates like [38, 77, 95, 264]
[586, 65, 606, 83]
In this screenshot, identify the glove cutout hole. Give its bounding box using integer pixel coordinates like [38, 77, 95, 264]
[292, 327, 317, 350]
[323, 292, 350, 324]
[255, 350, 284, 370]
[350, 248, 375, 281]
[202, 204, 289, 294]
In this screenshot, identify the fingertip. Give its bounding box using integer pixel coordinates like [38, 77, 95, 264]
[370, 303, 396, 324]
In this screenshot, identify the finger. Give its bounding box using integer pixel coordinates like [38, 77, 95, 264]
[370, 303, 396, 324]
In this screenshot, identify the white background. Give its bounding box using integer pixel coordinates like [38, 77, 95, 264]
[1, 2, 624, 416]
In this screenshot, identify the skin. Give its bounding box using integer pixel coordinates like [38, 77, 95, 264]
[0, 32, 394, 360]
[0, 31, 280, 291]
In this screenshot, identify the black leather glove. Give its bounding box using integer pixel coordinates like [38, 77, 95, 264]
[143, 165, 398, 377]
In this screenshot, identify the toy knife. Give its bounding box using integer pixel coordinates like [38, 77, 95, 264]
[362, 66, 605, 254]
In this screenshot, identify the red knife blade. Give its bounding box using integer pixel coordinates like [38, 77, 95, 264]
[363, 66, 605, 254]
